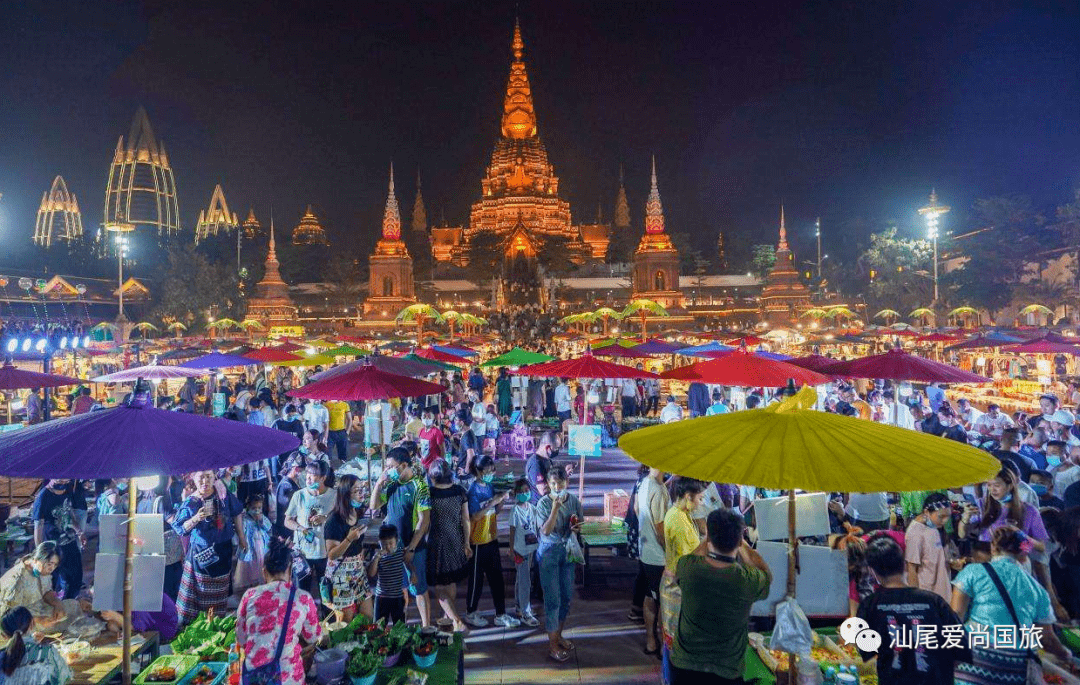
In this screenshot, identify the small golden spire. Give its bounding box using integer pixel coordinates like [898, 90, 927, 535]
[501, 19, 537, 139]
[512, 18, 524, 60]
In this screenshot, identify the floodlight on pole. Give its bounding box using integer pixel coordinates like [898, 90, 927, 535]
[105, 217, 135, 319]
[918, 190, 950, 303]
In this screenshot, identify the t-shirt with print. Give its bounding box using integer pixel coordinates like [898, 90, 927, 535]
[904, 518, 952, 601]
[382, 478, 431, 551]
[236, 580, 322, 685]
[467, 480, 498, 546]
[32, 487, 78, 545]
[417, 426, 445, 468]
[535, 493, 584, 548]
[323, 512, 365, 558]
[284, 487, 337, 560]
[636, 477, 670, 567]
[510, 503, 539, 556]
[856, 586, 968, 685]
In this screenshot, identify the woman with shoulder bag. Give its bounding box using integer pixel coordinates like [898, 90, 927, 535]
[236, 540, 323, 685]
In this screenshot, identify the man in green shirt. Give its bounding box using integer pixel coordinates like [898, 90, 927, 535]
[671, 508, 771, 684]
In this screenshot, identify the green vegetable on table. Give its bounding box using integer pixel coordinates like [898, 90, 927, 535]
[347, 649, 381, 678]
[171, 612, 237, 661]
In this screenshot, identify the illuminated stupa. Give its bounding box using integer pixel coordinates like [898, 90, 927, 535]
[33, 176, 84, 247]
[242, 208, 261, 239]
[364, 165, 416, 313]
[246, 220, 299, 330]
[292, 205, 328, 246]
[631, 158, 682, 308]
[760, 206, 811, 323]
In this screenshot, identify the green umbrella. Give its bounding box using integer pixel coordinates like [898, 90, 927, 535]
[481, 347, 555, 367]
[401, 353, 459, 371]
[325, 344, 371, 357]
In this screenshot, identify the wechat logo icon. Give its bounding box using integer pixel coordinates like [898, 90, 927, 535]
[839, 617, 882, 653]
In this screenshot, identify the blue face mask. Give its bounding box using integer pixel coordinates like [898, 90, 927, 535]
[351, 498, 364, 509]
[1031, 483, 1048, 497]
[1048, 455, 1062, 467]
[117, 482, 128, 492]
[994, 493, 1013, 503]
[516, 492, 530, 503]
[30, 568, 40, 578]
[482, 473, 494, 484]
[385, 468, 400, 482]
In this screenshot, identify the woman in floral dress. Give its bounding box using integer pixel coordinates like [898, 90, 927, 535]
[236, 541, 323, 685]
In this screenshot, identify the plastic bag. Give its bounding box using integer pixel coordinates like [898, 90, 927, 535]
[769, 597, 813, 656]
[566, 534, 586, 565]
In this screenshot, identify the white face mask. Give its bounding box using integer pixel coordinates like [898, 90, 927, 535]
[422, 418, 433, 427]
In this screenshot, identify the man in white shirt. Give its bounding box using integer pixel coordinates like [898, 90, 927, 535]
[956, 398, 983, 431]
[303, 399, 330, 442]
[620, 378, 639, 419]
[1053, 443, 1080, 497]
[659, 395, 683, 423]
[634, 468, 669, 655]
[971, 403, 1015, 438]
[233, 383, 253, 414]
[554, 378, 572, 423]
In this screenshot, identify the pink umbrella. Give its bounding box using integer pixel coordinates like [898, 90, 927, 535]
[661, 349, 831, 386]
[0, 362, 84, 390]
[513, 354, 659, 380]
[93, 364, 207, 382]
[785, 354, 841, 373]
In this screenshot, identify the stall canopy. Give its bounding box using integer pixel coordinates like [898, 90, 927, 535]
[407, 347, 470, 364]
[179, 352, 257, 369]
[243, 347, 304, 363]
[945, 332, 1024, 350]
[311, 355, 444, 381]
[630, 339, 687, 355]
[1004, 333, 1080, 355]
[432, 344, 478, 357]
[785, 354, 838, 373]
[660, 349, 830, 386]
[94, 364, 207, 382]
[0, 362, 84, 389]
[288, 363, 446, 402]
[677, 341, 735, 357]
[513, 354, 659, 380]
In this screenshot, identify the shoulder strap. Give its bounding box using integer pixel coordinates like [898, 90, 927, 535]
[273, 582, 298, 663]
[981, 562, 1021, 627]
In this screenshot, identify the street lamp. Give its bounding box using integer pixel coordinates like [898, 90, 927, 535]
[815, 217, 822, 281]
[918, 190, 950, 303]
[105, 219, 135, 320]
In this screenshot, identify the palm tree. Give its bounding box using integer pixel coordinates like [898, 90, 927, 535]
[238, 319, 264, 340]
[592, 307, 624, 337]
[947, 306, 981, 328]
[166, 321, 187, 339]
[1015, 277, 1077, 325]
[206, 318, 239, 339]
[621, 299, 669, 342]
[441, 310, 464, 342]
[133, 322, 158, 340]
[909, 307, 935, 328]
[395, 304, 445, 345]
[873, 309, 902, 325]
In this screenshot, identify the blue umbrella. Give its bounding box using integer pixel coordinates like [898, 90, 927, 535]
[179, 351, 257, 369]
[677, 341, 734, 357]
[432, 344, 478, 357]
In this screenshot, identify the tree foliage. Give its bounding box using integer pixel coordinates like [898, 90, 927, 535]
[150, 245, 244, 329]
[605, 227, 638, 264]
[750, 244, 776, 279]
[859, 226, 933, 314]
[461, 231, 504, 287]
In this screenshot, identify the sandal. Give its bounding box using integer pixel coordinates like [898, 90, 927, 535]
[548, 649, 571, 663]
[559, 639, 575, 651]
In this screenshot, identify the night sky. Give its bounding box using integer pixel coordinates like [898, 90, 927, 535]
[2, 0, 1079, 266]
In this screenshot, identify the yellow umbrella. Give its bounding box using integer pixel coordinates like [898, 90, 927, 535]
[280, 353, 336, 367]
[305, 338, 337, 350]
[619, 386, 999, 492]
[1020, 303, 1053, 316]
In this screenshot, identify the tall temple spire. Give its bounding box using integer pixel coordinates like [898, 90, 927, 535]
[501, 19, 538, 139]
[778, 204, 788, 251]
[644, 156, 665, 235]
[614, 164, 630, 229]
[382, 163, 402, 240]
[411, 168, 427, 233]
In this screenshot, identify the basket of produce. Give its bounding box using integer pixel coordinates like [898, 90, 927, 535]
[177, 662, 228, 685]
[135, 655, 200, 684]
[171, 612, 237, 662]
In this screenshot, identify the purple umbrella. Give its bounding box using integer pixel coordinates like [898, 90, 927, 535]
[631, 339, 687, 355]
[0, 388, 298, 684]
[179, 351, 257, 369]
[311, 354, 444, 381]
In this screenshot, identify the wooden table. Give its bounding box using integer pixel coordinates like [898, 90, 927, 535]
[69, 631, 160, 685]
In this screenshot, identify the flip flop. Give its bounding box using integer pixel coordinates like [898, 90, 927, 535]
[559, 639, 575, 650]
[548, 649, 571, 663]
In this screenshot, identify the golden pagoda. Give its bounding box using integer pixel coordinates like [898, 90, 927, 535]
[364, 165, 416, 313]
[194, 184, 239, 244]
[631, 158, 682, 307]
[292, 205, 328, 246]
[759, 206, 811, 323]
[432, 20, 609, 264]
[104, 107, 180, 236]
[33, 175, 84, 247]
[411, 170, 427, 234]
[246, 220, 299, 331]
[614, 165, 631, 231]
[242, 208, 261, 239]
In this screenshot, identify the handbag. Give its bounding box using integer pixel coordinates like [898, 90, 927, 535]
[156, 497, 184, 566]
[191, 544, 220, 572]
[982, 562, 1043, 683]
[242, 582, 297, 685]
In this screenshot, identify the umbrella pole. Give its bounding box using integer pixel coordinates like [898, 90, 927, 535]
[787, 488, 798, 680]
[123, 477, 137, 685]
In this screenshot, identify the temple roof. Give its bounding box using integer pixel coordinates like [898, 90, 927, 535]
[292, 205, 328, 246]
[644, 157, 666, 235]
[614, 165, 630, 229]
[501, 19, 538, 140]
[194, 184, 239, 243]
[382, 164, 401, 241]
[126, 106, 160, 158]
[411, 169, 427, 233]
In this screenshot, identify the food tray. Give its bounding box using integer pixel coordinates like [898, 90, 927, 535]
[821, 635, 875, 675]
[135, 654, 200, 684]
[1042, 659, 1080, 685]
[176, 661, 228, 685]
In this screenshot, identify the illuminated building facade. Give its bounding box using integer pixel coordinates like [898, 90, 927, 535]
[430, 21, 610, 266]
[104, 107, 180, 237]
[193, 184, 239, 244]
[759, 206, 812, 323]
[33, 176, 84, 247]
[242, 208, 261, 239]
[246, 221, 299, 330]
[631, 159, 682, 308]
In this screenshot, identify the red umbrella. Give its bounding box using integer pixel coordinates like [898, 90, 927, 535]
[916, 333, 961, 343]
[0, 362, 84, 390]
[311, 355, 445, 381]
[406, 347, 470, 364]
[660, 349, 831, 386]
[513, 354, 658, 380]
[243, 347, 304, 363]
[593, 344, 652, 359]
[786, 354, 840, 372]
[724, 335, 767, 346]
[273, 340, 305, 352]
[1004, 338, 1080, 355]
[289, 364, 446, 401]
[821, 348, 992, 383]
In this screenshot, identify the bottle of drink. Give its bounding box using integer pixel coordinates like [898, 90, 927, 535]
[228, 643, 240, 675]
[824, 666, 837, 684]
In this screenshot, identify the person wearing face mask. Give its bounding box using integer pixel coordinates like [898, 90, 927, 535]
[464, 457, 519, 628]
[0, 542, 66, 629]
[234, 493, 274, 595]
[32, 479, 85, 599]
[284, 461, 337, 598]
[1053, 443, 1080, 497]
[960, 468, 1048, 555]
[536, 466, 583, 663]
[509, 477, 541, 627]
[903, 493, 959, 601]
[94, 478, 129, 516]
[659, 395, 683, 424]
[457, 418, 485, 476]
[937, 407, 968, 443]
[322, 474, 374, 622]
[855, 535, 968, 685]
[1029, 470, 1066, 509]
[525, 433, 573, 504]
[370, 448, 433, 627]
[303, 398, 330, 444]
[417, 410, 445, 470]
[173, 470, 247, 625]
